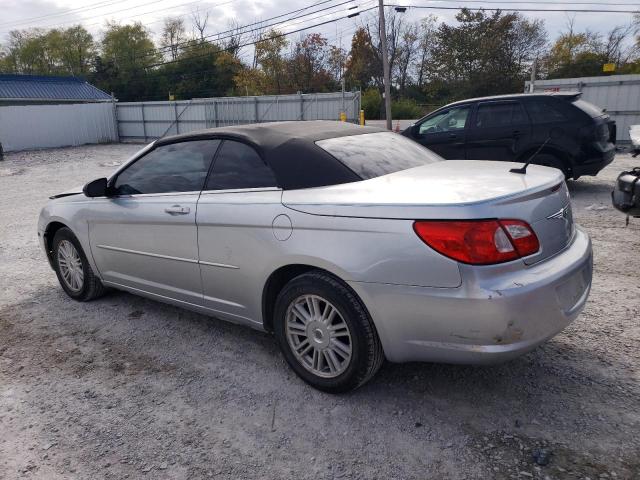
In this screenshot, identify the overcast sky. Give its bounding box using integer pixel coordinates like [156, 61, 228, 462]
[1, 0, 638, 60]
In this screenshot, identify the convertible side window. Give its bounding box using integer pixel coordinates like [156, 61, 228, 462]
[205, 140, 278, 190]
[113, 140, 220, 195]
[418, 106, 470, 135]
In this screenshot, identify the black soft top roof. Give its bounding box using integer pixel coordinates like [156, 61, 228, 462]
[155, 121, 387, 190]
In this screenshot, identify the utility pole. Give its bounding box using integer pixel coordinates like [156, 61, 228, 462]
[529, 57, 537, 93]
[378, 0, 392, 130]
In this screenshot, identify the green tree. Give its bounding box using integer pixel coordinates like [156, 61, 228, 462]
[361, 87, 382, 119]
[254, 30, 288, 94]
[344, 27, 377, 89]
[327, 45, 347, 82]
[58, 26, 96, 75]
[544, 22, 639, 78]
[100, 22, 159, 72]
[93, 22, 161, 101]
[287, 33, 336, 92]
[0, 26, 95, 75]
[429, 9, 546, 100]
[157, 41, 242, 100]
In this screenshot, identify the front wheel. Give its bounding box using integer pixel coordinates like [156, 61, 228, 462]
[273, 271, 384, 393]
[52, 227, 106, 301]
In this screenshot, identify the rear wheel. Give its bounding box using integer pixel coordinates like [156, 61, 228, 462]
[273, 271, 384, 393]
[52, 227, 106, 301]
[528, 153, 571, 179]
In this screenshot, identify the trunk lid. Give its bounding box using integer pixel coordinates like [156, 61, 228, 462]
[282, 160, 573, 265]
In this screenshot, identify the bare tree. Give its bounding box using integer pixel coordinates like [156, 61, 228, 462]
[415, 15, 437, 88]
[395, 23, 419, 94]
[364, 8, 412, 90]
[222, 19, 245, 58]
[328, 45, 347, 81]
[601, 24, 638, 65]
[161, 17, 186, 60]
[191, 8, 209, 42]
[250, 21, 267, 69]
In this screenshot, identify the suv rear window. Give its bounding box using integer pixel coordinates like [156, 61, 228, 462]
[525, 100, 568, 123]
[316, 132, 442, 180]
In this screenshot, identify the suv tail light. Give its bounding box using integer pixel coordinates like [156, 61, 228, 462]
[413, 219, 540, 265]
[596, 123, 609, 142]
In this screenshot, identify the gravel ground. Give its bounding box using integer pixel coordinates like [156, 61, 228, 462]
[0, 144, 639, 480]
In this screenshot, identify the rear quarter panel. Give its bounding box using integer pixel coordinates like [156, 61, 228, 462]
[278, 208, 462, 288]
[196, 198, 462, 327]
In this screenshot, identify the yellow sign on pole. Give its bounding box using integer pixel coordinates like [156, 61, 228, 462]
[603, 63, 616, 72]
[169, 93, 175, 101]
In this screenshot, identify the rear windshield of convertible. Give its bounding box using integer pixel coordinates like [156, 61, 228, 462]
[316, 131, 442, 180]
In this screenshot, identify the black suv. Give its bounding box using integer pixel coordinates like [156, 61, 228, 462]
[402, 93, 616, 179]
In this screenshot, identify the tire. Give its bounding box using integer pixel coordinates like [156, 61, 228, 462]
[273, 271, 384, 393]
[529, 153, 571, 179]
[52, 227, 106, 301]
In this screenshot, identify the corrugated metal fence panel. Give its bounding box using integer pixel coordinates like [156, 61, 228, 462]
[0, 102, 118, 152]
[525, 74, 640, 142]
[116, 91, 361, 140]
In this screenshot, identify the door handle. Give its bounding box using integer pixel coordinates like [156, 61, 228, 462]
[164, 205, 190, 215]
[512, 130, 522, 138]
[448, 133, 457, 139]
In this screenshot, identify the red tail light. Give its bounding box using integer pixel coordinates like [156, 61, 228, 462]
[413, 219, 539, 265]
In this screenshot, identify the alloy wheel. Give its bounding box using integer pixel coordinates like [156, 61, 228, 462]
[285, 294, 352, 378]
[57, 240, 84, 292]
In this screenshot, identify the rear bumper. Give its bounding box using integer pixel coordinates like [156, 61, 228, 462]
[572, 143, 615, 177]
[349, 226, 592, 364]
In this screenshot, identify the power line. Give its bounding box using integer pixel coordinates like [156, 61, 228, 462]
[146, 6, 375, 70]
[416, 0, 640, 5]
[140, 0, 359, 60]
[118, 7, 372, 98]
[0, 0, 131, 28]
[131, 22, 365, 101]
[390, 4, 640, 13]
[1, 0, 363, 80]
[0, 0, 210, 34]
[101, 0, 364, 65]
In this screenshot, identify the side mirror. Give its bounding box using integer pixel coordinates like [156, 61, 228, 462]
[83, 177, 109, 197]
[411, 124, 421, 136]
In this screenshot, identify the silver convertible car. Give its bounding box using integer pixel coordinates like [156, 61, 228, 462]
[38, 121, 592, 392]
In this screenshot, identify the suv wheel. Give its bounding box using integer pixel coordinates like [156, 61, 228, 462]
[273, 271, 384, 393]
[530, 153, 570, 179]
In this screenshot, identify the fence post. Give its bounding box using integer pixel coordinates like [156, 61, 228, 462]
[213, 101, 218, 127]
[141, 103, 147, 142]
[254, 97, 259, 124]
[174, 102, 179, 134]
[299, 92, 304, 120]
[111, 93, 120, 143]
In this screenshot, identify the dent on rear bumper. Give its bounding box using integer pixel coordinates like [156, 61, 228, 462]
[349, 226, 593, 364]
